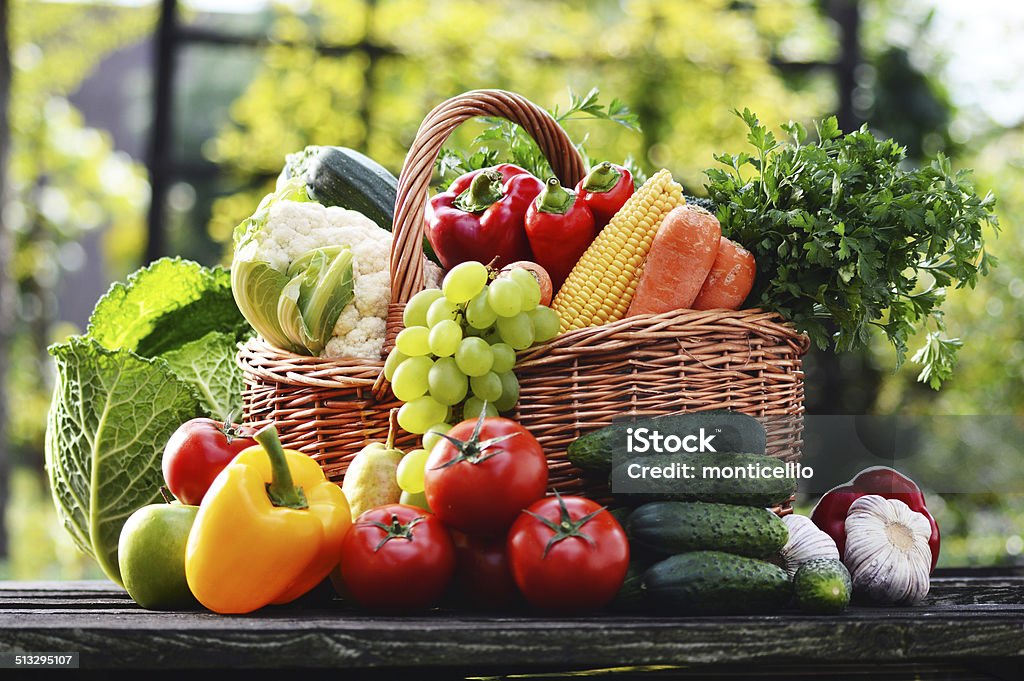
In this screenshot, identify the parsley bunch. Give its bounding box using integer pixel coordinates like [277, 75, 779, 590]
[705, 109, 998, 389]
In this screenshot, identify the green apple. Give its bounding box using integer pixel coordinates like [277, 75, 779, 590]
[118, 502, 199, 610]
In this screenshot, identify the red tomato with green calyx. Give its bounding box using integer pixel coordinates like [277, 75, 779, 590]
[162, 417, 257, 506]
[507, 494, 629, 612]
[338, 504, 455, 611]
[424, 411, 547, 537]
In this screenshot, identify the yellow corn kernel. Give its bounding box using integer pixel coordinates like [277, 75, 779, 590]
[552, 169, 683, 331]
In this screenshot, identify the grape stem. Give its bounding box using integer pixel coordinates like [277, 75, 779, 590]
[385, 408, 398, 450]
[486, 256, 501, 280]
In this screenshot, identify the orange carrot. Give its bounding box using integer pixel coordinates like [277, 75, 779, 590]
[626, 205, 721, 316]
[692, 237, 756, 310]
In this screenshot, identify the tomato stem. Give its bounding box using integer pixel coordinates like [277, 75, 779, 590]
[525, 491, 606, 558]
[432, 404, 519, 469]
[219, 411, 249, 445]
[368, 513, 425, 551]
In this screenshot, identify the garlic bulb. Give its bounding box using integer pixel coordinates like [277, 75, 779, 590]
[780, 514, 841, 579]
[844, 495, 932, 605]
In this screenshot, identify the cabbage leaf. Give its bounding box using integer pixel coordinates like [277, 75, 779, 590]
[160, 331, 247, 420]
[46, 339, 203, 585]
[46, 258, 249, 585]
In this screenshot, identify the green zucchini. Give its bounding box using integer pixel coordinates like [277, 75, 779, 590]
[626, 501, 788, 559]
[793, 558, 851, 614]
[279, 146, 438, 262]
[568, 410, 767, 474]
[643, 551, 791, 614]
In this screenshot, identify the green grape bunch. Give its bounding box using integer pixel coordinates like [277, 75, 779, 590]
[384, 261, 560, 438]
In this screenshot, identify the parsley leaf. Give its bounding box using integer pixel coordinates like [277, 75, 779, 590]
[705, 110, 999, 389]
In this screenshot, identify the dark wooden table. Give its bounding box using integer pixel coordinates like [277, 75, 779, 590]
[1, 571, 1022, 679]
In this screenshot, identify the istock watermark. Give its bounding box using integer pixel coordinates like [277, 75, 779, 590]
[605, 413, 1024, 496]
[622, 459, 814, 481]
[626, 426, 720, 454]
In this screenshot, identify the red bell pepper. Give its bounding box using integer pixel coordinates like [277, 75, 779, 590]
[524, 178, 597, 290]
[811, 466, 940, 572]
[574, 162, 634, 228]
[425, 164, 543, 270]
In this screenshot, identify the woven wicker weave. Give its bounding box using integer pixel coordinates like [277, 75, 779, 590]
[239, 89, 809, 499]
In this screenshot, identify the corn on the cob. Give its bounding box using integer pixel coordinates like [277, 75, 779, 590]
[552, 169, 683, 331]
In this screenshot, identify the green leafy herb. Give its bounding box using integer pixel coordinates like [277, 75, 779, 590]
[705, 109, 998, 388]
[437, 88, 643, 187]
[46, 258, 250, 585]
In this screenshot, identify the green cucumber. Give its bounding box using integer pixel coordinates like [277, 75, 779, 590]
[643, 551, 791, 614]
[627, 501, 788, 559]
[568, 410, 767, 474]
[611, 450, 796, 508]
[793, 558, 851, 614]
[568, 425, 620, 474]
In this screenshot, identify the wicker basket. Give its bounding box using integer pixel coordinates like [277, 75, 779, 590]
[239, 89, 809, 497]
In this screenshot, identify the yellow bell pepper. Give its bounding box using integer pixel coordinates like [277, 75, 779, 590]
[185, 424, 351, 614]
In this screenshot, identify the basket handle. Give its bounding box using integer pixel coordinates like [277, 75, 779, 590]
[388, 89, 587, 308]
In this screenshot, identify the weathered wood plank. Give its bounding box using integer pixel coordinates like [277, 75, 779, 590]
[2, 609, 1024, 669]
[0, 581, 122, 592]
[1, 578, 1022, 671]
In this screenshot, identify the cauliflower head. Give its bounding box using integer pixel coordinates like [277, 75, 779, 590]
[232, 179, 441, 359]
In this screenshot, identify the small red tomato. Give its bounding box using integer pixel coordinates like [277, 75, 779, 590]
[338, 504, 455, 611]
[162, 418, 257, 505]
[499, 261, 553, 307]
[451, 530, 521, 609]
[424, 413, 548, 537]
[507, 495, 629, 612]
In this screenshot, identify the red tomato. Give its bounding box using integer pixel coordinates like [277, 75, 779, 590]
[499, 261, 553, 306]
[424, 415, 547, 537]
[507, 495, 629, 612]
[451, 530, 521, 609]
[162, 418, 257, 505]
[338, 504, 455, 611]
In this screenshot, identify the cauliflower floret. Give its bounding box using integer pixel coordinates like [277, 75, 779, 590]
[325, 317, 387, 360]
[250, 199, 442, 360]
[257, 201, 387, 271]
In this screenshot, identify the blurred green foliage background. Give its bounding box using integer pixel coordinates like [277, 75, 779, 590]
[1, 0, 1021, 580]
